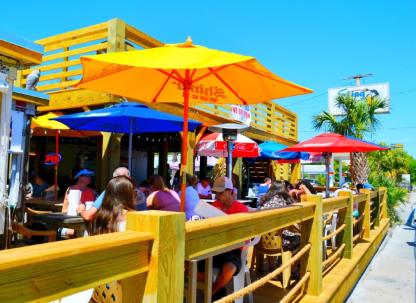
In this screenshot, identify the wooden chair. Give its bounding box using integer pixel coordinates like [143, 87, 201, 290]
[90, 281, 122, 303]
[253, 230, 292, 288]
[8, 221, 56, 248]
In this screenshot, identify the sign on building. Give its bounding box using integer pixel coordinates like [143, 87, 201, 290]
[328, 83, 390, 116]
[231, 105, 251, 125]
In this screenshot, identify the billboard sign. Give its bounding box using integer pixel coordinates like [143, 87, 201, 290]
[328, 83, 390, 116]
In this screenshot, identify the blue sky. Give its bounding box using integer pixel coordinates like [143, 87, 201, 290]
[3, 0, 416, 156]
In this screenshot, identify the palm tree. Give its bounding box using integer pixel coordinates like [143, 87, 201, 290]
[312, 94, 386, 184]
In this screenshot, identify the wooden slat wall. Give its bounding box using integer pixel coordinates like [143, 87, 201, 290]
[17, 18, 297, 143]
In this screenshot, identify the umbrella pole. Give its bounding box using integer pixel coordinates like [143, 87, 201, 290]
[324, 152, 331, 198]
[54, 130, 59, 201]
[128, 118, 133, 172]
[180, 71, 191, 212]
[227, 141, 233, 179]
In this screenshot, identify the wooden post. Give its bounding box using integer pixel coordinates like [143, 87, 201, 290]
[290, 162, 301, 184]
[380, 186, 388, 219]
[374, 189, 381, 227]
[107, 18, 126, 53]
[339, 191, 353, 259]
[304, 194, 323, 295]
[124, 211, 185, 302]
[179, 131, 195, 175]
[100, 132, 121, 190]
[361, 189, 371, 240]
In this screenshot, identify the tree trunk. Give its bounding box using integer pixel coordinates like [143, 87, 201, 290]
[351, 152, 369, 185]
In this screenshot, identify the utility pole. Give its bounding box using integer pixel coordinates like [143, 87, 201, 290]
[344, 73, 373, 86]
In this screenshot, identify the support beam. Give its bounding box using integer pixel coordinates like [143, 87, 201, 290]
[125, 211, 185, 302]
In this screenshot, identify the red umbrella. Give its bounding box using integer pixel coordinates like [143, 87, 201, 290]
[197, 132, 260, 158]
[282, 133, 388, 197]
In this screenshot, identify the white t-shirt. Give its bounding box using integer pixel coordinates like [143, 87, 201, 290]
[197, 183, 212, 196]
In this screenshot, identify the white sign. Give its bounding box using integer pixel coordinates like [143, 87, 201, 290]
[231, 105, 251, 125]
[328, 83, 390, 116]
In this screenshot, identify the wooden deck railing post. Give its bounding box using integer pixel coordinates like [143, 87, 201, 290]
[303, 194, 323, 295]
[339, 191, 353, 259]
[380, 186, 388, 219]
[361, 189, 371, 240]
[374, 189, 381, 227]
[124, 211, 185, 303]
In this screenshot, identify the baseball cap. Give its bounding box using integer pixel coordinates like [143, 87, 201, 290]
[74, 169, 94, 179]
[363, 183, 373, 190]
[212, 176, 233, 193]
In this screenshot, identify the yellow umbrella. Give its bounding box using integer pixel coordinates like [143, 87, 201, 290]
[31, 113, 100, 200]
[31, 112, 99, 137]
[76, 38, 313, 210]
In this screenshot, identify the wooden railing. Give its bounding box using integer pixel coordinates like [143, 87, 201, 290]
[15, 18, 298, 143]
[0, 189, 388, 302]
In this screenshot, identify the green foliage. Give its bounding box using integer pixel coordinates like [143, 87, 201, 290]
[368, 144, 411, 183]
[369, 174, 408, 224]
[316, 174, 326, 186]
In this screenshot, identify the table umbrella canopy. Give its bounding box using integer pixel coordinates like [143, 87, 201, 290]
[53, 102, 201, 133]
[77, 41, 313, 104]
[282, 133, 388, 197]
[31, 112, 99, 137]
[197, 132, 260, 158]
[75, 38, 313, 211]
[259, 141, 310, 162]
[281, 133, 389, 153]
[54, 102, 201, 170]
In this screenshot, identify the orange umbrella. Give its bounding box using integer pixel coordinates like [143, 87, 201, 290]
[76, 38, 313, 211]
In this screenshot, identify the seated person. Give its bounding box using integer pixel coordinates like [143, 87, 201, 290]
[198, 176, 248, 300]
[31, 173, 50, 198]
[178, 174, 200, 220]
[147, 175, 180, 211]
[257, 178, 272, 196]
[78, 167, 138, 221]
[62, 169, 96, 213]
[289, 179, 316, 202]
[196, 176, 212, 199]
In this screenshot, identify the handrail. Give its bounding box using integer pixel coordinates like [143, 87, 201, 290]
[0, 188, 388, 303]
[0, 231, 153, 303]
[185, 203, 314, 259]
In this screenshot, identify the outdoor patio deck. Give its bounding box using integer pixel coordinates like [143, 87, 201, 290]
[0, 188, 388, 302]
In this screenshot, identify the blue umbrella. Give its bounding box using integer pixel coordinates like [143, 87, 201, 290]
[54, 102, 201, 170]
[259, 141, 310, 161]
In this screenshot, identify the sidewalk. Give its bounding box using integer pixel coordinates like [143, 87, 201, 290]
[347, 192, 416, 303]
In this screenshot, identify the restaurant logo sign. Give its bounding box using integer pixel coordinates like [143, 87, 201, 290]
[231, 105, 251, 125]
[328, 83, 390, 116]
[172, 82, 226, 102]
[44, 153, 62, 165]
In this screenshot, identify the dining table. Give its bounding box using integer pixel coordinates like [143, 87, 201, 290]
[25, 198, 63, 212]
[29, 212, 88, 238]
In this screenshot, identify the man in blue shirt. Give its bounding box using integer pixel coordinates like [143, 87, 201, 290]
[78, 167, 146, 221]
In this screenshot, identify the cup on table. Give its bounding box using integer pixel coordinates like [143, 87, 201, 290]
[85, 201, 94, 211]
[211, 193, 216, 200]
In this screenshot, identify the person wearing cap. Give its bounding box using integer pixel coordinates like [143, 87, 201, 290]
[62, 169, 96, 214]
[196, 176, 212, 199]
[77, 167, 146, 221]
[60, 169, 96, 238]
[206, 176, 248, 299]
